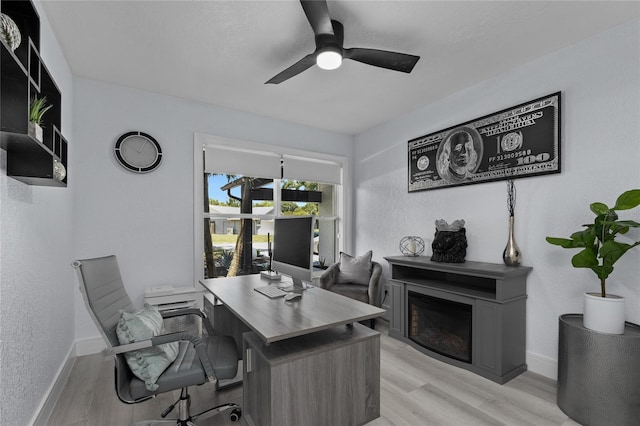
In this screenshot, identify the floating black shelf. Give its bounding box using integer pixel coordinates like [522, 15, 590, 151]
[1, 0, 68, 186]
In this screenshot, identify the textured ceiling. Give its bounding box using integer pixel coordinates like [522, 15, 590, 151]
[41, 1, 639, 135]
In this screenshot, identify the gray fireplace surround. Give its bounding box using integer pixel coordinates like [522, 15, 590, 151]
[384, 256, 532, 384]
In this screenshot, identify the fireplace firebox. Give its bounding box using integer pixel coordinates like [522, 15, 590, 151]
[408, 292, 472, 363]
[384, 256, 531, 384]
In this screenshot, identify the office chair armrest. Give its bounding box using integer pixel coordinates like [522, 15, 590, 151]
[105, 340, 153, 355]
[368, 262, 383, 307]
[318, 263, 340, 290]
[105, 333, 218, 384]
[161, 308, 215, 335]
[152, 332, 218, 384]
[105, 333, 193, 356]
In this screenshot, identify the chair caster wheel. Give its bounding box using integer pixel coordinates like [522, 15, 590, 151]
[230, 408, 242, 422]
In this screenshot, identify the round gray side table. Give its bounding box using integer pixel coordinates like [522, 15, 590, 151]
[557, 314, 640, 426]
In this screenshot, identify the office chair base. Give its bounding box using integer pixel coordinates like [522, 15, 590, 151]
[131, 401, 241, 425]
[192, 403, 241, 423]
[132, 391, 241, 426]
[132, 420, 184, 426]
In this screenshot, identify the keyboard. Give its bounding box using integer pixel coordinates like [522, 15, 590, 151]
[254, 285, 288, 299]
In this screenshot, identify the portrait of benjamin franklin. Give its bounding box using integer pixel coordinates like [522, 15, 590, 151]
[436, 126, 483, 184]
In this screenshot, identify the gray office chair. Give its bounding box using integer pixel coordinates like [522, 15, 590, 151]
[318, 258, 382, 329]
[72, 255, 241, 426]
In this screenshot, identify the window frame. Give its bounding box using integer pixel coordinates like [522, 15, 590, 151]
[193, 133, 350, 281]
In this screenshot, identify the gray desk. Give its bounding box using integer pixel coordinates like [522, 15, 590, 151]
[199, 275, 385, 426]
[199, 274, 384, 344]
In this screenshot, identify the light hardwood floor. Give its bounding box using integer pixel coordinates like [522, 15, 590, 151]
[46, 322, 578, 426]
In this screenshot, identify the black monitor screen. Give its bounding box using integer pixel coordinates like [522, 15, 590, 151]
[272, 216, 313, 268]
[271, 216, 314, 288]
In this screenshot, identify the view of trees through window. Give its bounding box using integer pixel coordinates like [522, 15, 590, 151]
[204, 174, 336, 279]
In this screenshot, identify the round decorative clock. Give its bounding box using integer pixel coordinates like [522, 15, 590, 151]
[114, 131, 162, 173]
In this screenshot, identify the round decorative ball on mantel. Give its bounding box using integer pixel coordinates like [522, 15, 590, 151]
[399, 236, 425, 256]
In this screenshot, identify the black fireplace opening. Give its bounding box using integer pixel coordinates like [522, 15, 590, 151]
[408, 291, 472, 363]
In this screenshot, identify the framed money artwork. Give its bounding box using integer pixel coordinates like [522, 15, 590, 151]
[408, 92, 561, 192]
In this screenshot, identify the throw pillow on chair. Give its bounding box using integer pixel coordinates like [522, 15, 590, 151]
[336, 250, 373, 286]
[116, 304, 179, 391]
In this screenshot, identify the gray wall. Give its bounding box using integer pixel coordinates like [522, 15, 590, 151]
[353, 20, 640, 378]
[1, 6, 638, 425]
[0, 2, 75, 424]
[71, 78, 353, 341]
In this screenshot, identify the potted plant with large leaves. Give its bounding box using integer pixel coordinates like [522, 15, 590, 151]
[546, 189, 640, 334]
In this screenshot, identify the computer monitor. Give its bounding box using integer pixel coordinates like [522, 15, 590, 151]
[271, 215, 314, 293]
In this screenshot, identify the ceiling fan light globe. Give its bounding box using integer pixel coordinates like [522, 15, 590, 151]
[316, 50, 342, 70]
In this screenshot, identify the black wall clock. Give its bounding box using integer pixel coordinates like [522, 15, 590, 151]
[114, 131, 162, 173]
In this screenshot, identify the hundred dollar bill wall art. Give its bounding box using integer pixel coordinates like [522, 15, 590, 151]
[408, 92, 561, 192]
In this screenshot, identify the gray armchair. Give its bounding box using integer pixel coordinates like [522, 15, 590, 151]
[72, 255, 241, 425]
[318, 255, 382, 328]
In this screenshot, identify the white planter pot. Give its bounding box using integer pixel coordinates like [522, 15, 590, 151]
[583, 292, 625, 334]
[28, 121, 43, 142]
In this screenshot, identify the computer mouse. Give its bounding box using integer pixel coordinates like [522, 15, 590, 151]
[284, 293, 302, 301]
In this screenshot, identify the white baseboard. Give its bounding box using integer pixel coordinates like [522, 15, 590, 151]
[29, 346, 76, 426]
[75, 336, 105, 356]
[526, 351, 558, 380]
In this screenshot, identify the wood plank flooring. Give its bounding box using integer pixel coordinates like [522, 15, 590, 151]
[46, 322, 579, 425]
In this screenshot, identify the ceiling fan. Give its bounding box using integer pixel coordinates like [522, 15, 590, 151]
[266, 0, 420, 84]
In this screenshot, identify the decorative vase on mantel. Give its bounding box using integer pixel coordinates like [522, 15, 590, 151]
[503, 215, 522, 266]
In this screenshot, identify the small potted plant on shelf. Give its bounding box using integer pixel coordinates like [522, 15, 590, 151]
[29, 96, 52, 143]
[546, 189, 640, 334]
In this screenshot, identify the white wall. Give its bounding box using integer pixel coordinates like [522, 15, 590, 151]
[0, 2, 75, 425]
[72, 78, 353, 340]
[354, 20, 640, 378]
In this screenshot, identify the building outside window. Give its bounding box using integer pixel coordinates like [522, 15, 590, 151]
[196, 139, 345, 281]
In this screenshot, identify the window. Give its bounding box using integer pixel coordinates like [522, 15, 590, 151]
[194, 135, 347, 281]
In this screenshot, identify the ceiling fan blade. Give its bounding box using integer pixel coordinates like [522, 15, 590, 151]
[344, 48, 420, 73]
[331, 20, 344, 48]
[265, 53, 316, 84]
[301, 0, 334, 36]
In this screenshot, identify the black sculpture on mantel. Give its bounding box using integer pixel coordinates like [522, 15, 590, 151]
[431, 219, 467, 263]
